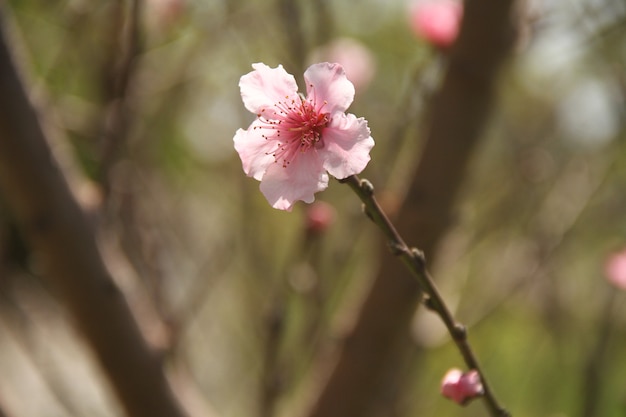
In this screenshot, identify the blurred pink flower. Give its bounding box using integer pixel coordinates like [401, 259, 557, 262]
[308, 38, 376, 90]
[604, 248, 626, 290]
[441, 368, 484, 405]
[306, 201, 336, 235]
[234, 63, 374, 211]
[409, 0, 462, 48]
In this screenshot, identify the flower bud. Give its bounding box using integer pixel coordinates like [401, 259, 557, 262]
[441, 368, 484, 405]
[409, 0, 462, 49]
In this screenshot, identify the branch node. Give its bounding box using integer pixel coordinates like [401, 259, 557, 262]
[359, 178, 374, 195]
[411, 248, 426, 264]
[452, 323, 467, 341]
[422, 294, 435, 310]
[411, 248, 426, 270]
[388, 241, 405, 256]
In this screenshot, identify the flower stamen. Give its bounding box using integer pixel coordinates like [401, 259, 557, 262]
[257, 95, 330, 167]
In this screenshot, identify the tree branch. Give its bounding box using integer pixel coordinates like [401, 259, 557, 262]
[0, 14, 187, 417]
[342, 175, 509, 416]
[301, 1, 518, 416]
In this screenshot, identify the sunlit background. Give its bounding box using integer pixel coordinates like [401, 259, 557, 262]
[1, 0, 626, 416]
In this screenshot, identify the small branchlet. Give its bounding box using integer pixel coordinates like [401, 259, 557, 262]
[410, 247, 426, 269]
[342, 174, 510, 417]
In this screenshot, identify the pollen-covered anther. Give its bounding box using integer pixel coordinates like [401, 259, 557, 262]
[256, 97, 331, 167]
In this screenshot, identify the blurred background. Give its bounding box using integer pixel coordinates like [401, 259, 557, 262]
[0, 0, 626, 416]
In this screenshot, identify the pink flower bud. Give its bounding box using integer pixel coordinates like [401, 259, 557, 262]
[305, 201, 336, 235]
[409, 0, 462, 49]
[441, 368, 484, 405]
[604, 248, 626, 291]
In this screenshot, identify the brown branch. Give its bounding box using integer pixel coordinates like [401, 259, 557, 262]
[301, 1, 519, 416]
[343, 175, 509, 416]
[0, 14, 187, 417]
[277, 0, 307, 76]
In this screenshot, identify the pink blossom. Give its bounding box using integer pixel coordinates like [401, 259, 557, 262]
[441, 368, 484, 405]
[234, 63, 374, 211]
[409, 0, 462, 48]
[604, 248, 626, 291]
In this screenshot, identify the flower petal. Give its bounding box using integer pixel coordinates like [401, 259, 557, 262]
[304, 62, 355, 114]
[319, 112, 374, 179]
[259, 152, 329, 211]
[239, 63, 299, 114]
[233, 122, 276, 180]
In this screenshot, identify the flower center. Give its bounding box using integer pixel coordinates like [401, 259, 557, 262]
[256, 94, 329, 168]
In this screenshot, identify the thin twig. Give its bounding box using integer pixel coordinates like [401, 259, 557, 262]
[341, 174, 510, 417]
[98, 0, 143, 196]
